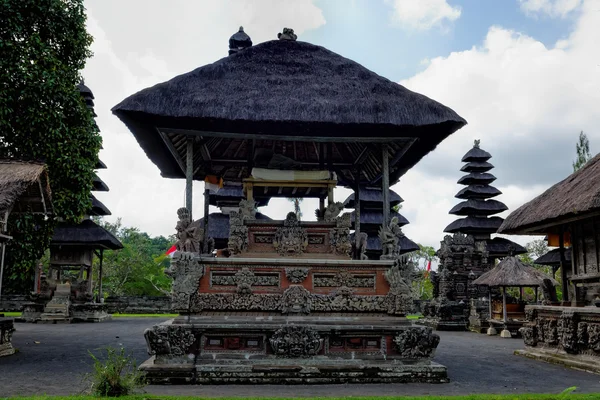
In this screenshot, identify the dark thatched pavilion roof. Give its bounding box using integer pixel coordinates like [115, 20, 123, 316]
[456, 184, 502, 199]
[0, 160, 52, 215]
[89, 194, 111, 216]
[343, 187, 403, 208]
[460, 161, 493, 173]
[350, 232, 419, 255]
[473, 256, 558, 287]
[444, 216, 504, 234]
[350, 210, 409, 227]
[462, 146, 491, 162]
[51, 219, 123, 250]
[457, 172, 496, 186]
[112, 38, 466, 187]
[534, 248, 572, 266]
[499, 153, 600, 235]
[449, 199, 508, 216]
[209, 185, 269, 208]
[486, 237, 527, 257]
[92, 174, 109, 192]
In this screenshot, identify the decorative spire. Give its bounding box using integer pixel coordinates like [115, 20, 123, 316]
[278, 28, 297, 41]
[229, 26, 252, 55]
[474, 139, 480, 148]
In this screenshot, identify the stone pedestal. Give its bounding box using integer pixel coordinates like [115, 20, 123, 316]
[517, 305, 600, 374]
[71, 303, 111, 322]
[141, 253, 447, 384]
[40, 283, 71, 323]
[0, 318, 15, 357]
[421, 301, 469, 331]
[468, 299, 490, 333]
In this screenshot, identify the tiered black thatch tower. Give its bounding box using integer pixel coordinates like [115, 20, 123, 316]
[423, 140, 524, 332]
[344, 187, 419, 260]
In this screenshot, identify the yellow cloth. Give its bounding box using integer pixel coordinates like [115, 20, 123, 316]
[251, 168, 334, 181]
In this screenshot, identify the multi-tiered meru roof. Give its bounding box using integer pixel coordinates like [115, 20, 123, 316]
[444, 140, 525, 256]
[345, 187, 419, 259]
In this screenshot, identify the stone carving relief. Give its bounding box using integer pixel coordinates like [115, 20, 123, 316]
[228, 211, 248, 255]
[323, 202, 345, 222]
[313, 271, 375, 288]
[166, 252, 205, 311]
[273, 212, 308, 256]
[394, 327, 440, 359]
[378, 217, 405, 260]
[285, 268, 309, 284]
[269, 326, 322, 357]
[352, 232, 369, 260]
[330, 213, 352, 256]
[144, 324, 196, 357]
[281, 285, 312, 314]
[239, 199, 257, 220]
[175, 207, 201, 253]
[384, 263, 413, 315]
[211, 268, 279, 292]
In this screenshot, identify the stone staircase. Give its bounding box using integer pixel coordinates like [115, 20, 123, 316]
[40, 283, 72, 323]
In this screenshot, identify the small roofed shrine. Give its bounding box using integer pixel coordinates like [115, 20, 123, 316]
[0, 160, 52, 357]
[534, 247, 572, 279]
[473, 254, 558, 338]
[423, 140, 526, 332]
[114, 27, 466, 384]
[343, 187, 419, 260]
[499, 153, 600, 374]
[22, 82, 123, 324]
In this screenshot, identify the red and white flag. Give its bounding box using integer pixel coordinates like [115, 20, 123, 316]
[166, 245, 177, 258]
[424, 260, 431, 277]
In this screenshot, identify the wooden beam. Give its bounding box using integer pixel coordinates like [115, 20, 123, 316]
[382, 144, 390, 228]
[157, 129, 186, 174]
[186, 137, 194, 215]
[161, 128, 407, 143]
[203, 189, 210, 254]
[559, 225, 569, 303]
[354, 167, 361, 260]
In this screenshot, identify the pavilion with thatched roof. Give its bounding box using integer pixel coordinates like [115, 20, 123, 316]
[113, 26, 467, 384]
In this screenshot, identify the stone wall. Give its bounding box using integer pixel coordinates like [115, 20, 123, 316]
[104, 296, 171, 314]
[1, 295, 172, 314]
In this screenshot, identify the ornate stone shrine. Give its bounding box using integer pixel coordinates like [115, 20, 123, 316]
[423, 141, 525, 331]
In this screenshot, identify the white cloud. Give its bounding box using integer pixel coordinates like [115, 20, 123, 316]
[387, 0, 461, 30]
[519, 0, 582, 18]
[397, 0, 600, 248]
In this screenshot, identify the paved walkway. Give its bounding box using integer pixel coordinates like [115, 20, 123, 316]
[0, 318, 599, 397]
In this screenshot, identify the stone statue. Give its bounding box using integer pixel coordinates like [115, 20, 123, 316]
[166, 251, 205, 312]
[175, 207, 201, 253]
[352, 232, 369, 260]
[239, 199, 257, 220]
[273, 212, 308, 256]
[330, 212, 352, 256]
[277, 28, 297, 41]
[323, 202, 345, 222]
[379, 217, 403, 259]
[474, 139, 481, 148]
[228, 211, 248, 255]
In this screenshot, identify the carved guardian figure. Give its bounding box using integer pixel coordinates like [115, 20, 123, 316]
[273, 212, 308, 256]
[269, 326, 322, 357]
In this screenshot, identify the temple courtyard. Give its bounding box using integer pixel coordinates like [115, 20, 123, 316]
[0, 318, 598, 397]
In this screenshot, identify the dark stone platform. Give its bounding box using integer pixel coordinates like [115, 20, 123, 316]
[0, 317, 15, 357]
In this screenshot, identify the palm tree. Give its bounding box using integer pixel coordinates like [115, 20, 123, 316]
[287, 197, 303, 220]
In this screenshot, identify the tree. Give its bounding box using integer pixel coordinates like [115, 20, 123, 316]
[407, 244, 437, 300]
[573, 131, 592, 172]
[518, 239, 549, 265]
[287, 198, 303, 220]
[0, 0, 100, 292]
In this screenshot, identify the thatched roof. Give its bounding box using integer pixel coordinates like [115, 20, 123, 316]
[350, 232, 419, 254]
[343, 187, 403, 208]
[456, 184, 502, 199]
[444, 216, 504, 234]
[112, 38, 466, 185]
[460, 161, 493, 173]
[449, 199, 508, 216]
[486, 237, 527, 256]
[96, 159, 107, 169]
[499, 153, 600, 234]
[0, 160, 52, 215]
[350, 210, 409, 227]
[473, 256, 558, 287]
[89, 195, 111, 216]
[462, 146, 491, 162]
[209, 185, 269, 208]
[534, 248, 572, 266]
[457, 172, 496, 186]
[51, 219, 123, 250]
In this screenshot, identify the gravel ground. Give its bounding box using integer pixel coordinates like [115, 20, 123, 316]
[1, 318, 599, 397]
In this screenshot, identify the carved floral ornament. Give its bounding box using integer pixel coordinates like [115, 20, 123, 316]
[167, 251, 205, 312]
[394, 327, 440, 359]
[144, 324, 196, 357]
[285, 267, 309, 283]
[273, 212, 308, 256]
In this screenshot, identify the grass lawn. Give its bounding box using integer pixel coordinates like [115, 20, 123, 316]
[111, 313, 178, 318]
[4, 394, 598, 400]
[1, 312, 21, 317]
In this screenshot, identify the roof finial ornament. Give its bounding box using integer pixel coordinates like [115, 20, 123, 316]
[507, 244, 515, 257]
[474, 139, 480, 148]
[278, 28, 297, 41]
[228, 26, 253, 56]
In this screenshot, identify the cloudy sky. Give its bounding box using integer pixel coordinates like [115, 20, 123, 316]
[85, 0, 599, 252]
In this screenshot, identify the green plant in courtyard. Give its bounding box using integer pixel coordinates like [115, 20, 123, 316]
[86, 347, 146, 397]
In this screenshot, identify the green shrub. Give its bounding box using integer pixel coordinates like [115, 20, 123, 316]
[86, 347, 145, 397]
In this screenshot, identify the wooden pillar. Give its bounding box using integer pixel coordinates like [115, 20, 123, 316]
[0, 242, 6, 300]
[354, 168, 361, 260]
[488, 290, 493, 321]
[502, 286, 508, 323]
[98, 250, 104, 303]
[203, 189, 210, 254]
[559, 226, 569, 303]
[319, 197, 325, 214]
[327, 143, 333, 171]
[534, 286, 538, 303]
[381, 144, 390, 229]
[186, 137, 194, 217]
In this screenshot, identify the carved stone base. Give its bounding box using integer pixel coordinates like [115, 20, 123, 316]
[421, 301, 469, 331]
[141, 316, 447, 384]
[421, 317, 468, 331]
[71, 303, 111, 322]
[0, 318, 15, 357]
